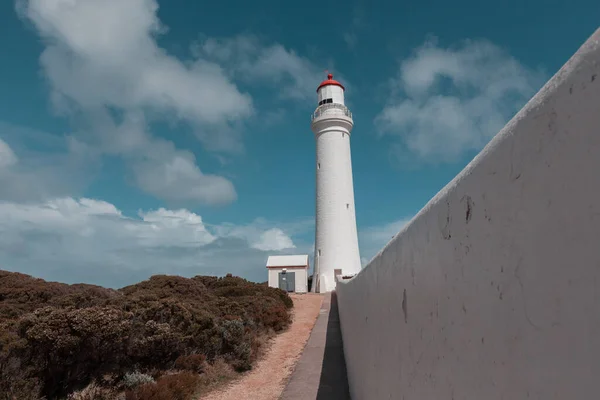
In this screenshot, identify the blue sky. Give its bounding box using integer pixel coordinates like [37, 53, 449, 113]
[0, 0, 598, 288]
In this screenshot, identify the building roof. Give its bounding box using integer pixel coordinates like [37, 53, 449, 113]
[317, 73, 345, 92]
[266, 254, 309, 268]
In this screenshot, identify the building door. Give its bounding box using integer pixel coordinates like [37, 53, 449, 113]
[278, 271, 287, 291]
[286, 272, 295, 292]
[278, 271, 295, 292]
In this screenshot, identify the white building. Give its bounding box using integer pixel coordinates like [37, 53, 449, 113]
[266, 255, 309, 293]
[311, 74, 362, 293]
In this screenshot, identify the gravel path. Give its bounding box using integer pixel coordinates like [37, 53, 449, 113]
[200, 293, 324, 400]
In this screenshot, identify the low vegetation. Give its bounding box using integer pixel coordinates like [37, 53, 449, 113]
[0, 270, 293, 400]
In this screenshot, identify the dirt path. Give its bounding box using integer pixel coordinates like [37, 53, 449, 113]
[200, 293, 324, 400]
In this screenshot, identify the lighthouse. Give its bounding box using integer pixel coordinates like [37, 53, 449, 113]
[310, 73, 362, 293]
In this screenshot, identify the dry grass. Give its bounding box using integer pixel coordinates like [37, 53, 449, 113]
[67, 360, 239, 400]
[194, 359, 238, 397]
[67, 383, 121, 400]
[125, 372, 201, 400]
[199, 293, 324, 400]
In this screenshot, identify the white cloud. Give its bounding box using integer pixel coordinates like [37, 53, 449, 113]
[359, 217, 412, 266]
[16, 0, 255, 204]
[0, 197, 304, 287]
[195, 35, 324, 101]
[0, 123, 94, 202]
[0, 138, 18, 168]
[209, 219, 302, 252]
[252, 228, 296, 251]
[19, 0, 252, 125]
[376, 38, 546, 164]
[131, 142, 237, 205]
[14, 1, 334, 204]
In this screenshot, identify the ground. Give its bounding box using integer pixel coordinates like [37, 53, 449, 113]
[200, 293, 324, 400]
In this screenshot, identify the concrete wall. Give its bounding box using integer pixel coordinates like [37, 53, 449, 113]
[337, 29, 600, 400]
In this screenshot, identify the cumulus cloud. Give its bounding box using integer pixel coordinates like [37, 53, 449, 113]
[252, 228, 296, 252]
[0, 197, 304, 287]
[359, 217, 412, 266]
[18, 0, 252, 124]
[209, 218, 308, 252]
[376, 38, 546, 164]
[129, 137, 237, 205]
[0, 123, 94, 202]
[195, 35, 324, 101]
[16, 0, 255, 204]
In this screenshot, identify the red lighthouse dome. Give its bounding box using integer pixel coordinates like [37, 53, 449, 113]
[317, 73, 345, 92]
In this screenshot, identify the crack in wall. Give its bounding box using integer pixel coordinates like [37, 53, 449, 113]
[514, 257, 542, 331]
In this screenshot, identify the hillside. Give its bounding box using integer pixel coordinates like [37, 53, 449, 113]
[0, 270, 293, 400]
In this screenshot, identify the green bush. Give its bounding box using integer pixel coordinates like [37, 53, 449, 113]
[122, 371, 155, 389]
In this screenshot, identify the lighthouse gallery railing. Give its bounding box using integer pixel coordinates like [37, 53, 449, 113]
[311, 103, 353, 121]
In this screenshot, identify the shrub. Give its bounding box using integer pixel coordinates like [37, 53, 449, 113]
[237, 297, 291, 331]
[122, 371, 155, 389]
[213, 285, 260, 298]
[0, 271, 117, 322]
[221, 319, 245, 345]
[268, 287, 294, 309]
[0, 362, 41, 400]
[120, 275, 208, 300]
[194, 359, 237, 398]
[220, 319, 252, 371]
[67, 383, 120, 400]
[125, 372, 200, 400]
[173, 354, 206, 373]
[249, 329, 274, 362]
[0, 270, 293, 399]
[15, 306, 136, 398]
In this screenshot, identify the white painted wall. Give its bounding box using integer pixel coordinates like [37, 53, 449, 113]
[267, 267, 308, 293]
[337, 28, 600, 400]
[267, 268, 279, 289]
[296, 268, 308, 293]
[312, 82, 362, 293]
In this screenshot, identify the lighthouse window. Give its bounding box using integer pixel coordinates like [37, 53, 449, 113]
[317, 163, 320, 169]
[318, 98, 333, 106]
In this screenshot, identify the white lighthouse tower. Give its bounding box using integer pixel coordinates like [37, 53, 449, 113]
[310, 73, 362, 293]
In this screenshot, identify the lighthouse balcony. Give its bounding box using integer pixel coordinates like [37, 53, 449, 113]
[311, 103, 353, 121]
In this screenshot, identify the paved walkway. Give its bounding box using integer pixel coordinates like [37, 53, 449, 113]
[281, 292, 351, 400]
